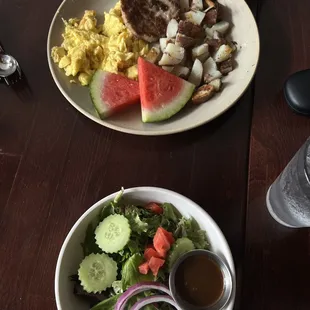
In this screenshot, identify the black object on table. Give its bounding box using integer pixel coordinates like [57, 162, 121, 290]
[284, 69, 310, 116]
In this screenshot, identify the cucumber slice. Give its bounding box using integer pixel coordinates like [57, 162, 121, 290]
[78, 253, 117, 293]
[95, 214, 131, 253]
[168, 237, 195, 270]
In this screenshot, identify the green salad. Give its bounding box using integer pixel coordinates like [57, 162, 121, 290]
[71, 189, 210, 309]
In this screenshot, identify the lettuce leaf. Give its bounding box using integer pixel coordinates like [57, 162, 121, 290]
[90, 290, 157, 310]
[124, 205, 149, 234]
[127, 239, 144, 254]
[114, 187, 124, 203]
[126, 292, 158, 310]
[90, 294, 120, 310]
[112, 280, 123, 295]
[121, 253, 154, 291]
[129, 214, 148, 234]
[143, 215, 162, 237]
[162, 203, 180, 223]
[81, 222, 102, 257]
[99, 203, 115, 221]
[110, 247, 132, 268]
[175, 217, 209, 249]
[98, 188, 125, 221]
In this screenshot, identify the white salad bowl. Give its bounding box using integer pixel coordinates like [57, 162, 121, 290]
[55, 187, 236, 310]
[47, 0, 259, 135]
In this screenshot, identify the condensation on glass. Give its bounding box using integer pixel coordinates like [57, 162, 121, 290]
[267, 138, 310, 227]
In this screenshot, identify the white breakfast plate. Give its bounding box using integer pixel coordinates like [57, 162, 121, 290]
[47, 0, 259, 135]
[55, 187, 236, 310]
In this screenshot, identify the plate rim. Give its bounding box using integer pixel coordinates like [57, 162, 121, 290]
[54, 186, 236, 310]
[47, 0, 260, 136]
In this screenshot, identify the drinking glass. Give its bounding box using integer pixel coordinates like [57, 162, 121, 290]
[266, 137, 310, 227]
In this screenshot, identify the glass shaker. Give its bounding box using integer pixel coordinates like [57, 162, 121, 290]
[266, 137, 310, 227]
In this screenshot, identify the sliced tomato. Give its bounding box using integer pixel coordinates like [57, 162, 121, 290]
[153, 228, 171, 258]
[138, 262, 150, 275]
[144, 247, 161, 261]
[157, 227, 175, 245]
[148, 257, 165, 276]
[145, 202, 163, 214]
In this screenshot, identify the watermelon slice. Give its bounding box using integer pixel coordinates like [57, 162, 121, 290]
[138, 57, 195, 123]
[148, 257, 165, 276]
[90, 70, 140, 119]
[138, 262, 150, 275]
[153, 227, 172, 258]
[144, 247, 161, 261]
[144, 202, 163, 214]
[157, 227, 175, 245]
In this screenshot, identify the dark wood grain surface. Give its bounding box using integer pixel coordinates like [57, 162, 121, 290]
[242, 1, 310, 309]
[0, 0, 309, 309]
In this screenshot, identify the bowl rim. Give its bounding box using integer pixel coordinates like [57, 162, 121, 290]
[47, 0, 260, 136]
[54, 186, 236, 310]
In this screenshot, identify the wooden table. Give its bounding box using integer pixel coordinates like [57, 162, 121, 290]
[0, 0, 309, 309]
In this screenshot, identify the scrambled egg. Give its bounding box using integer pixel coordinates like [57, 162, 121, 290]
[51, 3, 149, 86]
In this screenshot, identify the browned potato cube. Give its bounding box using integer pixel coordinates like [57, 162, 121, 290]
[178, 20, 205, 38]
[145, 46, 162, 64]
[204, 0, 216, 9]
[218, 57, 233, 75]
[192, 84, 215, 104]
[204, 8, 218, 26]
[175, 33, 198, 48]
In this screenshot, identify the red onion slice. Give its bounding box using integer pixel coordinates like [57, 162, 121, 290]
[115, 282, 171, 310]
[132, 295, 182, 310]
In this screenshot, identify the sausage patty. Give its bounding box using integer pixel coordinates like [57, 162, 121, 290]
[121, 0, 180, 42]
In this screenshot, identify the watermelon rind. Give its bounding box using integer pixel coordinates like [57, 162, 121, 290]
[141, 81, 195, 123]
[90, 70, 109, 118]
